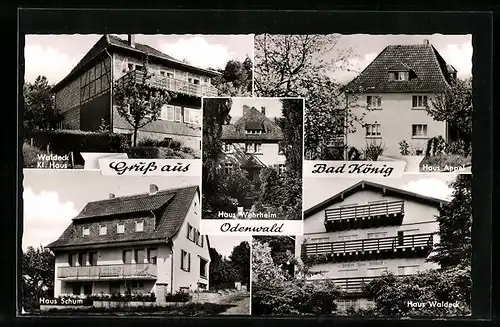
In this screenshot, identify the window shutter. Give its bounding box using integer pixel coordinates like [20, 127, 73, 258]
[423, 96, 428, 106]
[366, 96, 371, 106]
[412, 96, 417, 107]
[188, 253, 191, 272]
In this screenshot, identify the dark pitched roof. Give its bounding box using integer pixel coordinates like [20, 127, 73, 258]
[46, 185, 199, 249]
[345, 43, 454, 93]
[221, 107, 283, 141]
[240, 155, 266, 169]
[304, 180, 448, 219]
[52, 35, 221, 92]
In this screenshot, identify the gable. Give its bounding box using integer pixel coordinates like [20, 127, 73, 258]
[345, 44, 453, 93]
[221, 106, 283, 141]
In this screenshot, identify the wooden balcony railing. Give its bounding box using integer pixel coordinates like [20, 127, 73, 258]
[118, 70, 218, 98]
[303, 233, 434, 258]
[57, 263, 157, 280]
[325, 200, 404, 223]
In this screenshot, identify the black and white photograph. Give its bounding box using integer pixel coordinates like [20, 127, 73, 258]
[202, 97, 303, 221]
[21, 170, 251, 316]
[254, 34, 472, 173]
[251, 173, 471, 317]
[23, 34, 254, 169]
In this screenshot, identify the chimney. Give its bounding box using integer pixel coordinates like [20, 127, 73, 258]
[128, 34, 136, 48]
[242, 105, 250, 116]
[109, 193, 115, 199]
[261, 106, 266, 116]
[423, 39, 429, 45]
[149, 184, 159, 195]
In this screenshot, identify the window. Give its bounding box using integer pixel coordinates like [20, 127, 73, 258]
[412, 95, 428, 108]
[68, 253, 77, 267]
[224, 162, 234, 174]
[398, 265, 420, 275]
[135, 221, 144, 232]
[366, 95, 382, 108]
[135, 249, 145, 264]
[167, 72, 174, 78]
[127, 63, 134, 71]
[135, 65, 143, 71]
[367, 232, 387, 239]
[412, 124, 428, 138]
[174, 106, 182, 122]
[72, 283, 81, 296]
[278, 143, 285, 154]
[199, 257, 208, 278]
[184, 108, 201, 125]
[245, 129, 263, 134]
[110, 281, 121, 295]
[147, 248, 157, 264]
[391, 71, 409, 81]
[222, 142, 232, 153]
[193, 79, 200, 85]
[310, 237, 329, 243]
[181, 250, 191, 272]
[401, 228, 420, 235]
[366, 123, 381, 137]
[338, 299, 360, 312]
[338, 235, 358, 241]
[187, 224, 195, 241]
[88, 252, 97, 266]
[78, 253, 87, 266]
[367, 267, 387, 277]
[83, 282, 93, 296]
[338, 268, 358, 278]
[197, 234, 204, 247]
[245, 142, 262, 153]
[117, 223, 125, 234]
[160, 71, 165, 76]
[122, 250, 133, 264]
[278, 164, 286, 175]
[99, 225, 107, 236]
[82, 227, 90, 236]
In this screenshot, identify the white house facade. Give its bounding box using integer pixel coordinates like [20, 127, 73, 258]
[342, 40, 459, 157]
[296, 180, 447, 311]
[47, 185, 210, 304]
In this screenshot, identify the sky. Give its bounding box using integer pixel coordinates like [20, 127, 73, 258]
[303, 173, 461, 210]
[24, 34, 254, 84]
[326, 34, 473, 84]
[21, 170, 247, 257]
[229, 98, 288, 118]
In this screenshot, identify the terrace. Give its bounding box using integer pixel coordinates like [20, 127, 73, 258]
[303, 233, 434, 261]
[118, 70, 218, 98]
[324, 200, 405, 231]
[57, 263, 157, 281]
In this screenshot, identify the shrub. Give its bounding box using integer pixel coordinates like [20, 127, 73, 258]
[347, 147, 361, 160]
[86, 292, 155, 302]
[446, 140, 472, 157]
[23, 142, 45, 168]
[399, 140, 411, 155]
[165, 290, 192, 303]
[181, 146, 195, 155]
[24, 129, 131, 165]
[426, 136, 447, 156]
[320, 146, 345, 160]
[127, 146, 161, 159]
[363, 141, 385, 161]
[137, 138, 159, 147]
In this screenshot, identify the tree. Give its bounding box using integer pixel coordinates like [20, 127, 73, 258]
[113, 55, 174, 146]
[254, 34, 362, 160]
[254, 236, 295, 277]
[428, 174, 472, 269]
[23, 75, 60, 130]
[429, 78, 472, 144]
[209, 247, 239, 289]
[22, 245, 55, 309]
[229, 241, 251, 286]
[212, 57, 253, 97]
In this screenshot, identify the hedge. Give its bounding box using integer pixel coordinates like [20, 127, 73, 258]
[24, 129, 131, 165]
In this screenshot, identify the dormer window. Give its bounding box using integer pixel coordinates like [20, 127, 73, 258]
[135, 221, 144, 232]
[245, 129, 263, 134]
[392, 71, 409, 81]
[117, 223, 125, 234]
[222, 142, 232, 153]
[82, 227, 90, 236]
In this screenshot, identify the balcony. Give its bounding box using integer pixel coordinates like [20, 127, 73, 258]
[324, 200, 404, 231]
[118, 70, 218, 98]
[303, 233, 434, 262]
[57, 263, 157, 281]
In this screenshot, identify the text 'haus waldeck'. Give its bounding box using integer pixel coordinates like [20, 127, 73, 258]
[296, 180, 448, 311]
[47, 185, 210, 304]
[51, 34, 221, 152]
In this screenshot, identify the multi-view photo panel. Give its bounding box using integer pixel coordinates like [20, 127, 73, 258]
[18, 14, 489, 320]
